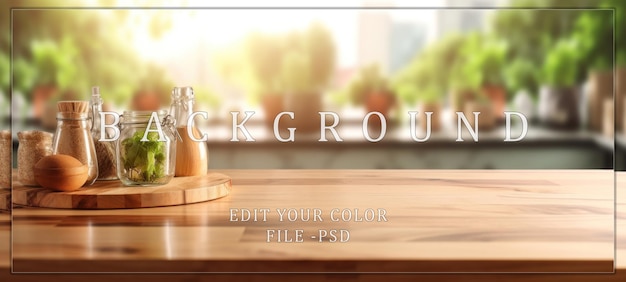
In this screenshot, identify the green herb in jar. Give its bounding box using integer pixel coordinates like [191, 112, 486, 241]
[121, 130, 167, 182]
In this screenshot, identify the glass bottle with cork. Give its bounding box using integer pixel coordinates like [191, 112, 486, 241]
[170, 86, 208, 176]
[90, 87, 118, 180]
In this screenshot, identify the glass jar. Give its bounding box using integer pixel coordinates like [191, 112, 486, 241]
[17, 130, 53, 186]
[116, 110, 177, 186]
[0, 130, 10, 188]
[52, 101, 99, 186]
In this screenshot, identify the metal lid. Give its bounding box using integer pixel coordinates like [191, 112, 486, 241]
[171, 86, 194, 100]
[122, 110, 168, 121]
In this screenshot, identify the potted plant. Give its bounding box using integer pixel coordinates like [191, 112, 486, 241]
[473, 38, 508, 121]
[572, 6, 614, 132]
[29, 39, 67, 120]
[415, 34, 470, 115]
[132, 63, 173, 111]
[397, 84, 443, 133]
[393, 56, 444, 132]
[29, 38, 84, 129]
[538, 39, 581, 130]
[449, 34, 496, 131]
[244, 32, 285, 128]
[579, 0, 626, 134]
[464, 94, 496, 132]
[280, 48, 318, 132]
[450, 69, 494, 131]
[505, 58, 539, 121]
[347, 64, 395, 122]
[280, 23, 336, 132]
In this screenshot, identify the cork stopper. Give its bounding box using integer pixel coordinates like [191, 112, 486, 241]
[57, 101, 90, 119]
[58, 101, 90, 113]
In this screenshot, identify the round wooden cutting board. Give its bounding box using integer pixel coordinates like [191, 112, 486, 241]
[12, 172, 231, 209]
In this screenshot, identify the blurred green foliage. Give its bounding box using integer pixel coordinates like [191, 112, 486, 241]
[344, 64, 390, 105]
[244, 32, 285, 95]
[12, 57, 37, 95]
[449, 33, 508, 94]
[133, 63, 175, 107]
[394, 0, 619, 104]
[573, 11, 612, 70]
[30, 38, 81, 92]
[393, 61, 441, 105]
[0, 52, 8, 94]
[492, 0, 588, 63]
[493, 0, 620, 93]
[473, 37, 508, 87]
[243, 22, 336, 98]
[504, 59, 539, 96]
[1, 0, 177, 108]
[394, 32, 507, 105]
[572, 1, 620, 71]
[393, 34, 467, 105]
[280, 49, 313, 94]
[2, 0, 622, 112]
[542, 39, 582, 87]
[304, 22, 336, 91]
[193, 86, 221, 111]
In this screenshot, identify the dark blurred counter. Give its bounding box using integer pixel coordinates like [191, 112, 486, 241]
[202, 124, 621, 170]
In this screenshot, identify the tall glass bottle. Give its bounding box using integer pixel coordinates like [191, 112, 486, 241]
[170, 86, 208, 176]
[90, 87, 118, 180]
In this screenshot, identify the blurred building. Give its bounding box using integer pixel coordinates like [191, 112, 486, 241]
[357, 10, 392, 73]
[436, 0, 505, 36]
[389, 22, 426, 74]
[357, 10, 427, 75]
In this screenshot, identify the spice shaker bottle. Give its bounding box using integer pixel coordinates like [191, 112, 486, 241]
[52, 101, 98, 186]
[90, 87, 118, 180]
[170, 86, 208, 176]
[116, 110, 177, 186]
[17, 130, 53, 186]
[0, 130, 12, 188]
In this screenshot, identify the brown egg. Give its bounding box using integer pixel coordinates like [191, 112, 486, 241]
[34, 154, 89, 192]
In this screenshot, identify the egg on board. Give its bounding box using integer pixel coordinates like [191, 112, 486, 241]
[34, 154, 89, 192]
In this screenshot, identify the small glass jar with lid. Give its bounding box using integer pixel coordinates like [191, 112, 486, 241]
[17, 130, 53, 186]
[0, 130, 11, 188]
[116, 110, 177, 186]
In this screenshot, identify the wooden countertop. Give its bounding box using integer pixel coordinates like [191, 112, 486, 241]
[7, 169, 622, 275]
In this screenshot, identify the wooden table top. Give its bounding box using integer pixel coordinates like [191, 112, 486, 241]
[5, 170, 625, 276]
